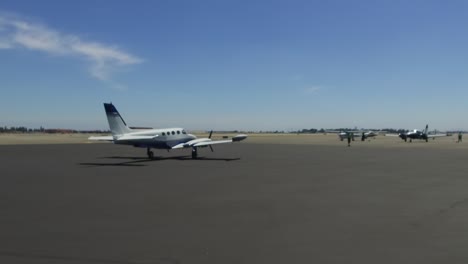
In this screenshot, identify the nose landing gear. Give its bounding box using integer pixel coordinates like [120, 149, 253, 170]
[147, 148, 154, 159]
[192, 147, 198, 159]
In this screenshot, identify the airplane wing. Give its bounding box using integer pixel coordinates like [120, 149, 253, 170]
[88, 136, 114, 141]
[427, 133, 450, 138]
[384, 133, 401, 137]
[172, 134, 247, 149]
[191, 139, 233, 147]
[88, 135, 158, 142]
[115, 135, 158, 141]
[327, 130, 361, 134]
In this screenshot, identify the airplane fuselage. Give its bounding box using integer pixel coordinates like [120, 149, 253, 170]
[113, 128, 196, 149]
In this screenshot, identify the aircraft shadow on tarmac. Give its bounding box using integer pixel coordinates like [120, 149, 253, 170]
[79, 155, 240, 167]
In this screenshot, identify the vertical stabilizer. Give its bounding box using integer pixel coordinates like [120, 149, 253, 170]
[104, 103, 132, 136]
[424, 124, 429, 135]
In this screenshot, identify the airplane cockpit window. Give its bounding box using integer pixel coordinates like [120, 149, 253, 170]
[182, 130, 186, 134]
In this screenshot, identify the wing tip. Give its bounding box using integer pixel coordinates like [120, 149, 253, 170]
[232, 134, 248, 142]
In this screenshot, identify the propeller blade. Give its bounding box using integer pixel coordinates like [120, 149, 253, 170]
[209, 145, 214, 152]
[208, 130, 213, 139]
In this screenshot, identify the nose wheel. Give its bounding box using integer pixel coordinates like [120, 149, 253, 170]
[147, 148, 154, 159]
[192, 147, 198, 159]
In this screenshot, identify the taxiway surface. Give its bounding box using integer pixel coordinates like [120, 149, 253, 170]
[1, 142, 468, 263]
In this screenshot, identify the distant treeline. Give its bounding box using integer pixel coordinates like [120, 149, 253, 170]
[0, 126, 463, 134]
[0, 126, 109, 134]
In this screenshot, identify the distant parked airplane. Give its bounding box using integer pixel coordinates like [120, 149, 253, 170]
[337, 131, 379, 141]
[89, 103, 247, 159]
[386, 124, 449, 142]
[329, 130, 379, 141]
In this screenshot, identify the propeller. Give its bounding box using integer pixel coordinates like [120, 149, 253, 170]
[399, 133, 407, 141]
[209, 130, 214, 152]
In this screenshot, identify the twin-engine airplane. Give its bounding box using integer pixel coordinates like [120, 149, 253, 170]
[386, 124, 449, 142]
[89, 103, 247, 159]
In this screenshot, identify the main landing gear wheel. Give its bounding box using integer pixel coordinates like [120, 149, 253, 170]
[147, 148, 154, 159]
[192, 147, 198, 159]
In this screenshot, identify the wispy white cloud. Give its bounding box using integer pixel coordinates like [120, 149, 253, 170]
[0, 13, 142, 82]
[304, 86, 322, 94]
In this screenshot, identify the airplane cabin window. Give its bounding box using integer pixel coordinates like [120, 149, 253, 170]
[162, 132, 165, 136]
[171, 131, 175, 135]
[177, 131, 180, 134]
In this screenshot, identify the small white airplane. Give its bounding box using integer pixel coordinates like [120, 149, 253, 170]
[89, 103, 247, 159]
[386, 124, 449, 142]
[337, 131, 379, 141]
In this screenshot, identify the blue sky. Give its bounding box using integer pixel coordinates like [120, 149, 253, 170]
[1, 0, 467, 131]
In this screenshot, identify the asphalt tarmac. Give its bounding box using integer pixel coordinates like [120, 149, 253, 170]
[1, 142, 468, 264]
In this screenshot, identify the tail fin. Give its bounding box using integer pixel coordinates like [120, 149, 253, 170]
[103, 103, 132, 136]
[423, 124, 429, 135]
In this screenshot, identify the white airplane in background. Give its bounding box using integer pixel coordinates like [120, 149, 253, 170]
[337, 131, 379, 141]
[328, 130, 379, 141]
[386, 124, 449, 142]
[89, 103, 247, 159]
